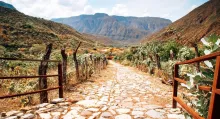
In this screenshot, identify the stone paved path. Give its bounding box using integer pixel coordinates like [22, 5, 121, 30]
[1, 61, 185, 119]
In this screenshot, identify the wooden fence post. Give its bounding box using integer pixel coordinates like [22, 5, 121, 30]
[85, 57, 88, 80]
[38, 43, 52, 103]
[61, 48, 67, 84]
[173, 64, 179, 108]
[156, 54, 161, 69]
[94, 58, 96, 73]
[58, 63, 63, 98]
[208, 56, 220, 119]
[73, 42, 81, 82]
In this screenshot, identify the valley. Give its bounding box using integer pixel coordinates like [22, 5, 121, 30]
[0, 0, 220, 119]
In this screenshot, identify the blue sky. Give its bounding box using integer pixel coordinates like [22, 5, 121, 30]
[2, 0, 208, 21]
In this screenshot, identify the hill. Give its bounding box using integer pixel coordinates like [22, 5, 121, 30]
[52, 13, 171, 42]
[141, 0, 220, 45]
[0, 6, 102, 58]
[0, 1, 16, 10]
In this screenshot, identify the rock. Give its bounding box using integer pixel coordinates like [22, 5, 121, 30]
[109, 109, 116, 115]
[120, 102, 133, 108]
[36, 103, 49, 108]
[169, 108, 182, 114]
[46, 104, 55, 108]
[51, 112, 61, 116]
[115, 114, 132, 119]
[116, 108, 130, 114]
[70, 106, 83, 111]
[21, 113, 35, 119]
[62, 110, 78, 119]
[101, 106, 108, 111]
[86, 108, 99, 112]
[146, 110, 164, 118]
[51, 98, 64, 104]
[80, 110, 93, 116]
[58, 102, 71, 106]
[155, 109, 166, 113]
[100, 112, 113, 118]
[5, 116, 18, 119]
[38, 107, 47, 111]
[39, 113, 51, 119]
[75, 115, 86, 119]
[167, 114, 185, 119]
[76, 100, 99, 108]
[131, 111, 144, 116]
[26, 110, 34, 114]
[16, 112, 24, 117]
[88, 112, 101, 119]
[133, 108, 146, 111]
[6, 111, 20, 116]
[144, 105, 163, 110]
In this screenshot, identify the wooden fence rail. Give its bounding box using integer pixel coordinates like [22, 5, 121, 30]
[173, 52, 220, 119]
[0, 58, 63, 100]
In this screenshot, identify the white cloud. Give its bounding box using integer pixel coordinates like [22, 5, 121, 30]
[142, 9, 151, 17]
[2, 0, 88, 19]
[2, 0, 207, 21]
[110, 4, 128, 16]
[84, 5, 95, 14]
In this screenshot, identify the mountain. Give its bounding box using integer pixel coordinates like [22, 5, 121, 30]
[52, 13, 171, 42]
[0, 1, 16, 10]
[141, 0, 220, 45]
[0, 5, 104, 58]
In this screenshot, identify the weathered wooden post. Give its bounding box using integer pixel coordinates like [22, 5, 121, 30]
[38, 43, 52, 103]
[58, 63, 63, 98]
[173, 64, 179, 108]
[61, 48, 67, 84]
[94, 57, 97, 73]
[155, 54, 161, 69]
[73, 42, 81, 82]
[85, 57, 88, 80]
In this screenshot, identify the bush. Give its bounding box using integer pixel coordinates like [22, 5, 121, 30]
[177, 47, 195, 61]
[160, 40, 181, 61]
[29, 44, 46, 55]
[0, 45, 6, 56]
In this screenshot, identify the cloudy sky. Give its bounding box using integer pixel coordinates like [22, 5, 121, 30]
[2, 0, 208, 21]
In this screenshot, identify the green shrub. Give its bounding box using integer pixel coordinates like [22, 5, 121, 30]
[160, 40, 181, 61]
[0, 45, 6, 56]
[177, 47, 195, 61]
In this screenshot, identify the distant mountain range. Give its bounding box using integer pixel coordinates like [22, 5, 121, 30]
[141, 0, 220, 45]
[0, 1, 16, 10]
[52, 13, 171, 42]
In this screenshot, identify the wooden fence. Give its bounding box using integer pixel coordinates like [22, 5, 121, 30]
[0, 57, 63, 100]
[173, 52, 220, 119]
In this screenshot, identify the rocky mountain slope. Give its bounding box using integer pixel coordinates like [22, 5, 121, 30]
[0, 5, 103, 58]
[141, 0, 220, 45]
[52, 13, 171, 42]
[0, 1, 16, 10]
